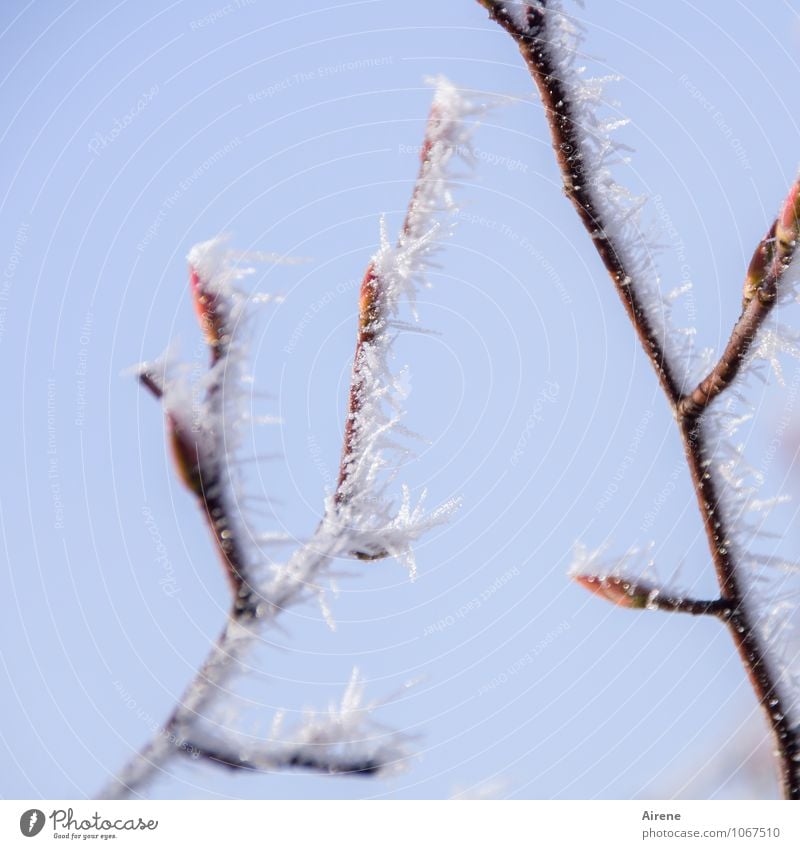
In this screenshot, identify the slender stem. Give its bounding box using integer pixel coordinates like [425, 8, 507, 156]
[177, 740, 383, 777]
[475, 0, 800, 797]
[649, 593, 727, 617]
[334, 92, 463, 563]
[574, 573, 725, 615]
[138, 371, 164, 400]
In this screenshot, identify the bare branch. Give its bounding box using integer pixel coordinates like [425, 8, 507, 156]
[476, 0, 800, 798]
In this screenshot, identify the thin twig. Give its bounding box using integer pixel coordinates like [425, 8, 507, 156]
[650, 593, 728, 617]
[336, 95, 460, 505]
[177, 740, 384, 777]
[139, 343, 258, 612]
[138, 370, 164, 400]
[476, 0, 800, 797]
[678, 181, 800, 419]
[334, 84, 475, 561]
[573, 574, 727, 616]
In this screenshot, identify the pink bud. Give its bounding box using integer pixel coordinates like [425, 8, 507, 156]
[744, 239, 772, 303]
[776, 180, 800, 248]
[573, 574, 651, 609]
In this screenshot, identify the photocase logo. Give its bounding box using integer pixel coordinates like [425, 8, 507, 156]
[14, 807, 160, 838]
[19, 809, 45, 837]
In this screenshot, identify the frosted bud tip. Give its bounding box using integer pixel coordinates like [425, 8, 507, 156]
[190, 266, 226, 348]
[573, 574, 652, 609]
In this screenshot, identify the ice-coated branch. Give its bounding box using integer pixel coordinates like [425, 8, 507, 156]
[176, 670, 409, 779]
[105, 77, 479, 799]
[477, 0, 800, 798]
[330, 76, 477, 567]
[107, 252, 408, 798]
[336, 78, 479, 509]
[475, 0, 683, 403]
[676, 404, 800, 798]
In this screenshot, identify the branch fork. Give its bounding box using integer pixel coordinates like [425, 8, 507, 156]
[476, 0, 800, 797]
[103, 78, 480, 798]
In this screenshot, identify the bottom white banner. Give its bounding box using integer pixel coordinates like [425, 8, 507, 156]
[1, 800, 797, 847]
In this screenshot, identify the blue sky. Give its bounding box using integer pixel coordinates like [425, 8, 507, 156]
[2, 0, 800, 800]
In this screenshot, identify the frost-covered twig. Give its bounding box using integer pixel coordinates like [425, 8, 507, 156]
[679, 181, 800, 419]
[475, 0, 684, 403]
[576, 575, 725, 616]
[476, 0, 800, 798]
[569, 543, 727, 616]
[104, 77, 477, 799]
[336, 79, 477, 502]
[138, 247, 263, 615]
[178, 669, 409, 778]
[334, 77, 476, 565]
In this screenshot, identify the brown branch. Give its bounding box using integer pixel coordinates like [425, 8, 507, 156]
[138, 398, 257, 615]
[195, 473, 258, 616]
[477, 0, 800, 798]
[678, 417, 800, 797]
[677, 295, 775, 421]
[475, 0, 683, 404]
[651, 594, 728, 617]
